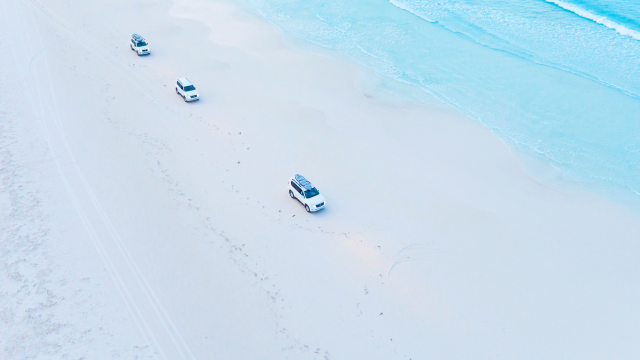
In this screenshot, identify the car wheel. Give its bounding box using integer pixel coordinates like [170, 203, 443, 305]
[130, 44, 133, 50]
[305, 204, 310, 212]
[183, 95, 187, 102]
[289, 190, 295, 199]
[176, 88, 179, 94]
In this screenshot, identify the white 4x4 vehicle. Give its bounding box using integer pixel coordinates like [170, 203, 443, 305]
[130, 34, 150, 56]
[288, 174, 326, 212]
[176, 78, 200, 102]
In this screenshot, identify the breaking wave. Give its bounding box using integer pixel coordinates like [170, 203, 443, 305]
[546, 0, 640, 40]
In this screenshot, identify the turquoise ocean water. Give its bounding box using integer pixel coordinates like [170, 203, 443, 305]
[242, 0, 640, 203]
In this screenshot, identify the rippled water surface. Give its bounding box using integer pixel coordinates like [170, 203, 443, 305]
[242, 0, 640, 203]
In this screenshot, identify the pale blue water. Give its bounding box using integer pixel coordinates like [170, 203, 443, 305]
[242, 0, 640, 203]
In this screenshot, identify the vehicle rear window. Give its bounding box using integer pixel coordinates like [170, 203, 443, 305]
[183, 85, 196, 91]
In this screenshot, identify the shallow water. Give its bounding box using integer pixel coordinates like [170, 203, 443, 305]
[242, 0, 640, 204]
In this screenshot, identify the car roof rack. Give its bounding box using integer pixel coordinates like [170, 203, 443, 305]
[132, 34, 145, 41]
[295, 174, 313, 190]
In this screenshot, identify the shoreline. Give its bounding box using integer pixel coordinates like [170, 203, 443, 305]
[233, 0, 640, 210]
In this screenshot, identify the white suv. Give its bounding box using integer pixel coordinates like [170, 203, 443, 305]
[288, 174, 326, 212]
[130, 34, 150, 56]
[176, 78, 200, 102]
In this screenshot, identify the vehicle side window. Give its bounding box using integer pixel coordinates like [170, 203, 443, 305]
[131, 39, 135, 45]
[177, 82, 183, 90]
[292, 182, 302, 193]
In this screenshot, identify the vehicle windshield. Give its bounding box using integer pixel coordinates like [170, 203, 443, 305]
[304, 188, 319, 198]
[183, 85, 196, 92]
[137, 41, 147, 46]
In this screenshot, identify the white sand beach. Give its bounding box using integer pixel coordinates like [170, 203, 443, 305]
[2, 0, 640, 358]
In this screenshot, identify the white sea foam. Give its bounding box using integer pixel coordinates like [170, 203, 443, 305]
[356, 43, 381, 60]
[388, 0, 436, 23]
[546, 0, 640, 40]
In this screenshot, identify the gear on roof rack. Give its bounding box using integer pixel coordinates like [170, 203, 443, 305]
[295, 174, 314, 190]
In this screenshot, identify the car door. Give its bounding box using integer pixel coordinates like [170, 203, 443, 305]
[291, 182, 304, 202]
[177, 81, 184, 95]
